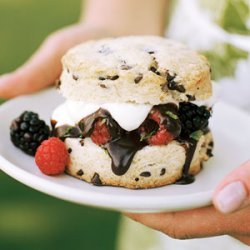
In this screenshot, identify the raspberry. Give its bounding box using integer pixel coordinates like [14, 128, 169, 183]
[148, 125, 174, 145]
[139, 109, 174, 145]
[35, 137, 69, 175]
[91, 118, 111, 145]
[149, 110, 162, 124]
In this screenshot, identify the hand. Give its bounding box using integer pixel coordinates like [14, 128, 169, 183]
[125, 161, 250, 246]
[0, 24, 106, 99]
[0, 0, 168, 99]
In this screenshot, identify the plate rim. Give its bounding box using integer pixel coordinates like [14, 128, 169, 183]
[0, 153, 213, 212]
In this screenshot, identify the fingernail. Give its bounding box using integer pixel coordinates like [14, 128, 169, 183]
[215, 181, 247, 213]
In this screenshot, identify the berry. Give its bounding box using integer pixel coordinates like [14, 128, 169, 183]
[91, 118, 111, 145]
[178, 102, 211, 139]
[148, 125, 174, 145]
[149, 109, 162, 124]
[35, 137, 69, 175]
[139, 109, 174, 145]
[10, 111, 50, 156]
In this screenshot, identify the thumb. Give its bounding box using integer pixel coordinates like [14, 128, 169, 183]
[0, 33, 62, 99]
[0, 24, 99, 99]
[213, 160, 250, 213]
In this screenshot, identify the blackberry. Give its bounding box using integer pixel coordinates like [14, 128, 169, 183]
[178, 102, 211, 139]
[10, 111, 50, 156]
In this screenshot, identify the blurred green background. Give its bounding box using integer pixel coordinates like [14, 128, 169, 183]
[0, 1, 120, 249]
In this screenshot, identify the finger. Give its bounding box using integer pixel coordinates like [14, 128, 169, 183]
[213, 160, 250, 214]
[0, 34, 62, 99]
[125, 206, 237, 239]
[232, 235, 250, 246]
[0, 24, 103, 99]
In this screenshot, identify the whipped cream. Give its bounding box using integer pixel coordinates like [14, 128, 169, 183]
[52, 101, 153, 131]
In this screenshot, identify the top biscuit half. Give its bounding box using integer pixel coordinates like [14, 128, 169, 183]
[58, 36, 212, 104]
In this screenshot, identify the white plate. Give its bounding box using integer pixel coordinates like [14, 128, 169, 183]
[0, 89, 249, 213]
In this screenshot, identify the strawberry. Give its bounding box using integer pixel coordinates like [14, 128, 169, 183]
[35, 137, 69, 175]
[91, 118, 111, 145]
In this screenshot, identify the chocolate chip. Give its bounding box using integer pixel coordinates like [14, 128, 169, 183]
[68, 148, 72, 154]
[148, 163, 155, 167]
[148, 51, 155, 54]
[121, 65, 132, 70]
[134, 74, 143, 84]
[150, 66, 157, 73]
[76, 169, 84, 176]
[140, 171, 151, 177]
[186, 94, 196, 101]
[100, 84, 107, 89]
[55, 79, 61, 89]
[67, 68, 70, 73]
[167, 73, 175, 82]
[135, 177, 139, 182]
[99, 76, 106, 81]
[160, 168, 166, 176]
[149, 67, 161, 76]
[208, 141, 214, 147]
[206, 148, 213, 157]
[168, 81, 186, 93]
[107, 75, 119, 80]
[149, 57, 161, 75]
[91, 173, 102, 186]
[79, 139, 84, 146]
[72, 74, 79, 81]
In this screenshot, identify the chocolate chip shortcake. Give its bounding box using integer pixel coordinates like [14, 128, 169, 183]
[52, 36, 213, 189]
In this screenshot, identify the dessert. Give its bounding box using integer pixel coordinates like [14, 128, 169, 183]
[51, 36, 213, 189]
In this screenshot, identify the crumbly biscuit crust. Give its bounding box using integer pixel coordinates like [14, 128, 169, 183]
[59, 36, 212, 104]
[65, 132, 213, 189]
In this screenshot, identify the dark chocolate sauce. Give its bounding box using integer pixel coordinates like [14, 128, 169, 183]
[175, 139, 197, 185]
[78, 108, 122, 139]
[52, 125, 81, 141]
[105, 131, 146, 176]
[78, 109, 108, 137]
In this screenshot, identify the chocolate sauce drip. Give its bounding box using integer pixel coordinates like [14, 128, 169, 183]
[78, 109, 108, 136]
[52, 124, 81, 141]
[78, 108, 122, 139]
[105, 132, 146, 176]
[175, 139, 197, 185]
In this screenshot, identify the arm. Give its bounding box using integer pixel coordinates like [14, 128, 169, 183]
[0, 0, 168, 99]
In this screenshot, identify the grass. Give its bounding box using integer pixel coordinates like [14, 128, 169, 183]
[0, 1, 120, 249]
